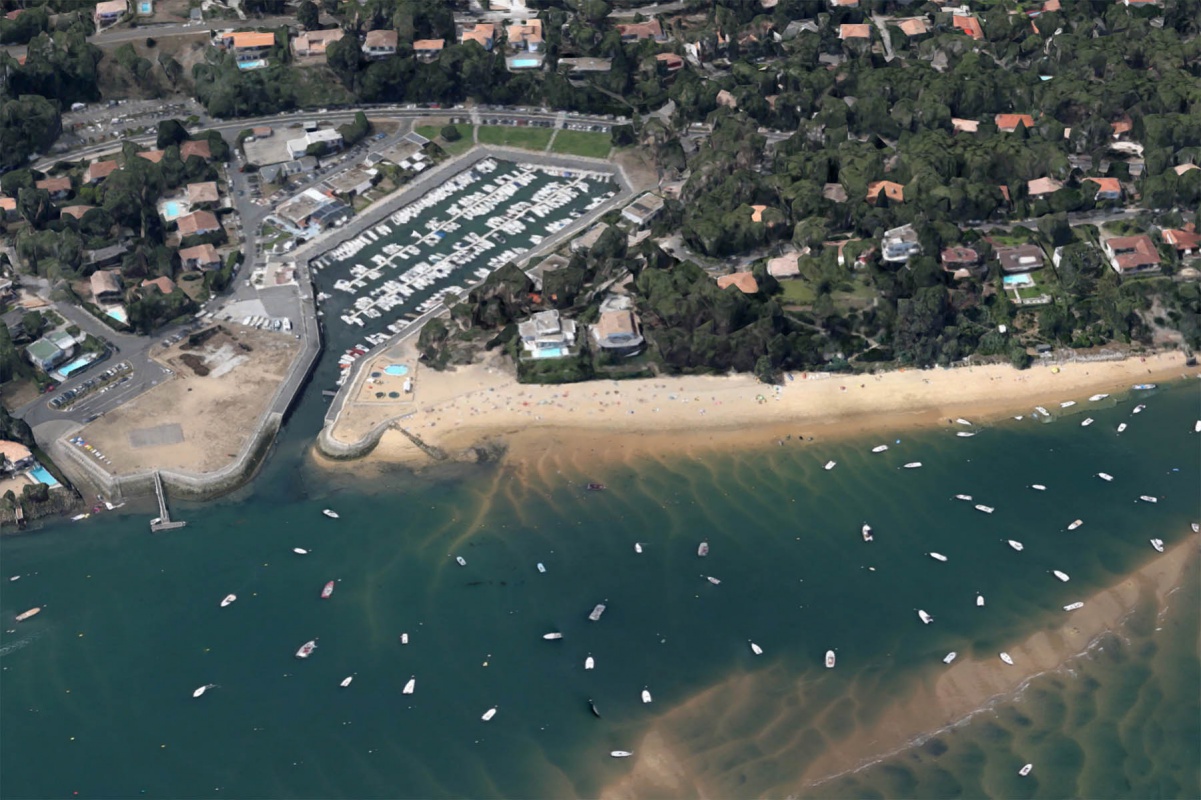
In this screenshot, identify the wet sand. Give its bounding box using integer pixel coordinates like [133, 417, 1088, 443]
[598, 539, 1198, 800]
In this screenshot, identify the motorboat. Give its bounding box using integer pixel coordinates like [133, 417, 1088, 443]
[1150, 538, 1164, 553]
[1035, 406, 1050, 416]
[824, 460, 837, 471]
[903, 462, 922, 469]
[400, 633, 409, 645]
[1195, 420, 1201, 434]
[1132, 384, 1156, 391]
[1081, 418, 1094, 427]
[1067, 519, 1083, 530]
[1140, 495, 1158, 503]
[192, 684, 216, 698]
[956, 418, 972, 426]
[929, 552, 948, 562]
[1133, 404, 1145, 414]
[322, 509, 339, 519]
[220, 594, 236, 607]
[293, 548, 309, 555]
[1064, 602, 1084, 611]
[340, 676, 353, 687]
[943, 652, 957, 664]
[1000, 652, 1014, 665]
[589, 604, 606, 621]
[402, 676, 415, 694]
[641, 688, 652, 704]
[1060, 401, 1076, 408]
[481, 707, 497, 722]
[586, 483, 606, 491]
[862, 524, 873, 542]
[1008, 540, 1024, 552]
[706, 576, 722, 585]
[537, 562, 546, 573]
[975, 504, 994, 514]
[295, 640, 317, 659]
[871, 445, 889, 453]
[634, 543, 643, 554]
[1097, 472, 1113, 481]
[1031, 484, 1046, 491]
[976, 594, 985, 607]
[1089, 394, 1108, 402]
[1193, 523, 1199, 533]
[1053, 570, 1070, 582]
[1019, 764, 1033, 777]
[15, 607, 40, 622]
[585, 656, 594, 670]
[321, 581, 335, 599]
[697, 542, 709, 557]
[611, 751, 633, 758]
[8, 575, 18, 582]
[825, 650, 836, 668]
[590, 699, 601, 717]
[918, 610, 933, 624]
[955, 494, 973, 501]
[543, 632, 563, 640]
[750, 642, 763, 656]
[455, 556, 467, 566]
[1117, 423, 1127, 433]
[956, 432, 976, 438]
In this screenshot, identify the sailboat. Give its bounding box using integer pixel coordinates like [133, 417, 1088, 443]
[1000, 652, 1014, 665]
[862, 524, 873, 542]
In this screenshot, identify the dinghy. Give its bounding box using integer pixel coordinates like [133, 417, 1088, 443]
[1081, 418, 1094, 427]
[943, 652, 957, 664]
[1008, 540, 1024, 551]
[340, 676, 353, 688]
[1053, 570, 1070, 582]
[918, 610, 933, 624]
[1000, 652, 1014, 665]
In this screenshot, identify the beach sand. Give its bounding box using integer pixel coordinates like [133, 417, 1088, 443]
[321, 350, 1195, 471]
[598, 539, 1198, 800]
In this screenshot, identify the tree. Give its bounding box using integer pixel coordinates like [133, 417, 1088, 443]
[0, 94, 62, 171]
[441, 124, 461, 141]
[20, 311, 46, 340]
[156, 118, 189, 149]
[326, 34, 362, 88]
[297, 0, 320, 31]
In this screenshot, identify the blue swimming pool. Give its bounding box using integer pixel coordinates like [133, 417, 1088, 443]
[238, 60, 267, 71]
[29, 466, 59, 487]
[533, 348, 565, 359]
[1002, 274, 1034, 287]
[510, 58, 540, 68]
[105, 307, 129, 324]
[384, 364, 409, 376]
[163, 201, 182, 220]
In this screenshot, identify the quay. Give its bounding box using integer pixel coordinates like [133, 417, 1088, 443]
[149, 471, 187, 532]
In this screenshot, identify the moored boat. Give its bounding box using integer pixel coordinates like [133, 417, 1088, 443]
[1060, 400, 1076, 408]
[956, 432, 975, 438]
[322, 509, 339, 519]
[1081, 418, 1094, 427]
[825, 650, 836, 668]
[903, 462, 922, 469]
[1192, 523, 1199, 533]
[588, 603, 606, 621]
[929, 552, 947, 562]
[697, 542, 709, 557]
[400, 633, 409, 645]
[1000, 652, 1014, 665]
[1088, 394, 1108, 402]
[455, 556, 467, 566]
[1097, 472, 1113, 481]
[955, 494, 973, 501]
[1150, 538, 1164, 552]
[1067, 519, 1083, 530]
[1019, 764, 1033, 777]
[192, 684, 215, 698]
[481, 707, 497, 721]
[918, 609, 933, 624]
[340, 676, 353, 687]
[1034, 406, 1049, 416]
[293, 547, 308, 555]
[955, 418, 972, 426]
[975, 504, 994, 514]
[295, 639, 317, 659]
[586, 483, 606, 491]
[706, 576, 721, 585]
[585, 655, 594, 670]
[220, 594, 236, 607]
[321, 581, 335, 599]
[641, 688, 652, 704]
[402, 676, 415, 694]
[1139, 495, 1158, 503]
[1031, 484, 1046, 491]
[976, 594, 985, 607]
[1008, 540, 1024, 552]
[634, 543, 643, 554]
[15, 607, 40, 622]
[871, 445, 889, 453]
[590, 699, 601, 717]
[611, 751, 633, 758]
[1053, 570, 1070, 582]
[1133, 404, 1145, 414]
[537, 562, 546, 573]
[1132, 383, 1156, 391]
[862, 524, 873, 542]
[750, 641, 763, 656]
[943, 652, 957, 664]
[824, 460, 836, 471]
[1064, 602, 1084, 611]
[1117, 423, 1127, 433]
[543, 632, 563, 640]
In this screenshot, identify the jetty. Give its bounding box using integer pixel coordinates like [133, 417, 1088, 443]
[150, 471, 187, 532]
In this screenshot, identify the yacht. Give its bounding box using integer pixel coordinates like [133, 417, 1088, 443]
[1064, 602, 1084, 611]
[1133, 404, 1145, 414]
[585, 656, 594, 670]
[1008, 540, 1024, 552]
[641, 688, 652, 704]
[293, 548, 309, 555]
[903, 462, 923, 469]
[321, 581, 335, 599]
[1019, 764, 1033, 777]
[750, 642, 763, 655]
[943, 652, 957, 664]
[1031, 484, 1046, 491]
[537, 563, 546, 573]
[1052, 570, 1070, 582]
[955, 418, 972, 426]
[706, 576, 722, 585]
[955, 494, 973, 501]
[481, 707, 497, 722]
[456, 556, 467, 566]
[1132, 384, 1156, 391]
[1088, 394, 1108, 402]
[192, 684, 215, 698]
[976, 594, 985, 607]
[611, 751, 633, 758]
[871, 445, 889, 453]
[862, 524, 873, 542]
[543, 632, 564, 640]
[1035, 406, 1049, 416]
[1117, 423, 1127, 433]
[975, 504, 995, 514]
[1150, 538, 1164, 552]
[1081, 418, 1094, 427]
[825, 650, 836, 668]
[220, 594, 236, 607]
[918, 610, 933, 624]
[824, 460, 837, 470]
[1060, 400, 1076, 408]
[956, 432, 976, 438]
[322, 509, 339, 519]
[929, 552, 948, 562]
[588, 604, 606, 622]
[1000, 652, 1014, 665]
[400, 633, 409, 645]
[295, 640, 317, 659]
[697, 542, 709, 557]
[1097, 472, 1113, 481]
[340, 676, 353, 688]
[634, 543, 643, 554]
[403, 676, 415, 694]
[1140, 495, 1158, 503]
[1067, 519, 1083, 530]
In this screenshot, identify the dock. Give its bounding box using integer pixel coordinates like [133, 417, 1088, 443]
[150, 471, 187, 532]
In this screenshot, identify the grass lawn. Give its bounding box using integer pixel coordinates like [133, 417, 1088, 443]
[477, 125, 553, 151]
[779, 279, 816, 304]
[550, 130, 612, 159]
[416, 124, 474, 157]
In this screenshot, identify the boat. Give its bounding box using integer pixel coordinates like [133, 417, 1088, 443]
[1097, 472, 1113, 481]
[956, 432, 976, 438]
[1053, 570, 1070, 582]
[1031, 484, 1046, 491]
[955, 418, 972, 426]
[1008, 540, 1024, 552]
[15, 607, 40, 622]
[455, 556, 467, 566]
[1195, 421, 1201, 434]
[340, 676, 353, 687]
[1000, 652, 1014, 665]
[1117, 423, 1127, 433]
[1060, 400, 1076, 408]
[1081, 418, 1094, 427]
[1193, 523, 1199, 533]
[1019, 764, 1033, 777]
[585, 656, 594, 670]
[400, 633, 409, 645]
[589, 603, 606, 621]
[610, 751, 633, 758]
[634, 543, 643, 554]
[543, 632, 563, 640]
[975, 504, 994, 514]
[697, 542, 709, 557]
[322, 509, 339, 519]
[862, 524, 873, 542]
[1034, 406, 1049, 416]
[824, 460, 836, 470]
[1139, 495, 1158, 503]
[918, 610, 933, 624]
[871, 445, 889, 453]
[537, 562, 546, 573]
[8, 575, 18, 582]
[1067, 519, 1083, 530]
[903, 462, 923, 469]
[1064, 602, 1084, 611]
[976, 595, 985, 607]
[929, 552, 948, 562]
[943, 652, 957, 664]
[750, 642, 763, 656]
[481, 707, 497, 722]
[955, 494, 973, 501]
[589, 699, 601, 717]
[1133, 404, 1146, 414]
[641, 688, 652, 704]
[706, 576, 721, 585]
[295, 640, 317, 659]
[1132, 384, 1156, 391]
[293, 548, 309, 555]
[586, 483, 606, 491]
[1150, 538, 1164, 553]
[403, 676, 415, 694]
[1089, 394, 1109, 402]
[192, 684, 215, 698]
[220, 594, 236, 607]
[321, 581, 335, 599]
[825, 650, 836, 668]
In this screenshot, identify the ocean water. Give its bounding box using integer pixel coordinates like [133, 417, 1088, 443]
[1, 379, 1198, 799]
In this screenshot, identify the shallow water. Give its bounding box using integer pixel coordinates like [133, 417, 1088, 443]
[1, 382, 1198, 799]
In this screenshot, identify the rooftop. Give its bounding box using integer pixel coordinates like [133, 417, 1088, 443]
[180, 140, 212, 160]
[225, 31, 277, 49]
[1027, 176, 1063, 196]
[187, 181, 220, 204]
[867, 180, 905, 204]
[60, 205, 95, 220]
[179, 242, 220, 263]
[413, 38, 445, 51]
[1085, 176, 1122, 195]
[767, 252, 801, 278]
[995, 113, 1035, 132]
[996, 244, 1045, 273]
[84, 160, 120, 183]
[177, 209, 220, 236]
[0, 440, 33, 465]
[364, 29, 398, 49]
[141, 276, 177, 294]
[1105, 234, 1160, 272]
[717, 272, 759, 294]
[839, 23, 872, 39]
[952, 15, 984, 40]
[896, 18, 929, 36]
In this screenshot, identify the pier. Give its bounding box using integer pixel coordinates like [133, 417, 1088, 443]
[150, 471, 187, 532]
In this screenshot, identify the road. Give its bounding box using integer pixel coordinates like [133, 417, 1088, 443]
[973, 207, 1140, 233]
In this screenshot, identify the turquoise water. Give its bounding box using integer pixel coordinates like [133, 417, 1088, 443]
[384, 364, 409, 376]
[237, 60, 267, 71]
[1004, 274, 1034, 287]
[532, 347, 565, 359]
[28, 466, 58, 487]
[163, 201, 182, 220]
[56, 357, 93, 378]
[1, 380, 1198, 798]
[104, 307, 128, 324]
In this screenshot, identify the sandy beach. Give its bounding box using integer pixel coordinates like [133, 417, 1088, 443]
[321, 347, 1195, 471]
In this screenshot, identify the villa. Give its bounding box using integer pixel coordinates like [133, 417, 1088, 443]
[1085, 177, 1122, 201]
[179, 243, 223, 270]
[0, 440, 35, 473]
[180, 140, 212, 161]
[867, 180, 905, 205]
[35, 177, 71, 199]
[881, 224, 921, 263]
[293, 28, 345, 58]
[362, 29, 398, 59]
[1103, 234, 1160, 275]
[176, 210, 221, 237]
[519, 310, 577, 358]
[996, 244, 1045, 273]
[83, 160, 119, 185]
[460, 23, 497, 50]
[187, 181, 220, 206]
[996, 113, 1036, 132]
[507, 19, 543, 51]
[93, 0, 126, 28]
[615, 19, 665, 42]
[592, 308, 644, 354]
[90, 269, 125, 304]
[413, 39, 444, 61]
[717, 272, 759, 294]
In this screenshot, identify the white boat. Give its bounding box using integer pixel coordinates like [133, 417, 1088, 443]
[192, 684, 215, 698]
[1060, 400, 1076, 408]
[824, 460, 836, 470]
[641, 688, 652, 704]
[1081, 418, 1094, 427]
[903, 462, 922, 469]
[1133, 404, 1145, 414]
[1097, 472, 1113, 481]
[955, 418, 972, 426]
[481, 707, 497, 721]
[871, 445, 889, 453]
[1035, 406, 1049, 416]
[1193, 523, 1199, 533]
[1117, 423, 1127, 433]
[943, 652, 957, 664]
[1150, 538, 1164, 553]
[976, 594, 985, 607]
[402, 676, 415, 694]
[340, 676, 353, 688]
[543, 632, 563, 640]
[322, 509, 339, 519]
[293, 548, 309, 555]
[537, 562, 546, 573]
[975, 504, 994, 514]
[825, 650, 836, 668]
[1195, 420, 1201, 433]
[918, 610, 933, 624]
[589, 604, 606, 621]
[955, 494, 973, 501]
[8, 575, 18, 582]
[1031, 484, 1046, 491]
[611, 751, 633, 758]
[220, 594, 236, 607]
[400, 633, 409, 645]
[585, 656, 594, 670]
[1139, 495, 1157, 503]
[956, 432, 975, 438]
[750, 641, 763, 656]
[455, 556, 466, 566]
[929, 552, 948, 562]
[295, 640, 317, 659]
[697, 542, 709, 557]
[634, 543, 643, 554]
[1019, 764, 1033, 777]
[1000, 652, 1014, 665]
[1089, 394, 1108, 402]
[862, 524, 873, 542]
[706, 576, 721, 585]
[1008, 540, 1024, 552]
[1067, 519, 1083, 531]
[1064, 602, 1084, 611]
[1052, 570, 1070, 582]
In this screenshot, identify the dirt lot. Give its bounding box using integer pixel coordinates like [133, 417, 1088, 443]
[76, 324, 300, 475]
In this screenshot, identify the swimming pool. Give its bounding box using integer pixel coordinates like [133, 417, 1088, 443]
[533, 348, 565, 359]
[29, 466, 59, 487]
[57, 357, 93, 378]
[163, 201, 182, 220]
[510, 58, 540, 68]
[105, 307, 128, 324]
[1002, 274, 1034, 287]
[384, 364, 410, 376]
[238, 60, 267, 70]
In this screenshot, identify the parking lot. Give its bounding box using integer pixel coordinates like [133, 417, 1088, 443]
[49, 361, 134, 411]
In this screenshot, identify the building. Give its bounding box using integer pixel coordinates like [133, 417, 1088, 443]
[26, 337, 70, 372]
[1173, 163, 1199, 176]
[996, 244, 1045, 273]
[277, 187, 349, 229]
[413, 39, 444, 61]
[137, 149, 165, 164]
[287, 129, 343, 159]
[1026, 176, 1062, 197]
[1162, 227, 1201, 257]
[616, 19, 665, 42]
[90, 269, 125, 304]
[839, 23, 871, 40]
[952, 14, 984, 40]
[141, 276, 177, 295]
[293, 28, 345, 58]
[654, 52, 684, 72]
[621, 193, 665, 227]
[179, 243, 222, 270]
[83, 160, 119, 185]
[93, 0, 126, 28]
[716, 89, 738, 109]
[219, 31, 278, 60]
[507, 19, 543, 50]
[1085, 177, 1122, 201]
[0, 196, 15, 221]
[952, 118, 979, 133]
[0, 440, 35, 473]
[59, 205, 95, 220]
[324, 167, 377, 198]
[362, 29, 398, 58]
[180, 139, 212, 161]
[940, 246, 980, 276]
[35, 177, 71, 199]
[592, 309, 644, 353]
[572, 222, 610, 253]
[1103, 235, 1160, 275]
[187, 181, 220, 206]
[176, 210, 221, 237]
[558, 57, 612, 75]
[518, 310, 577, 357]
[460, 23, 496, 50]
[866, 180, 904, 204]
[896, 17, 929, 36]
[881, 224, 921, 263]
[829, 0, 859, 5]
[83, 244, 127, 269]
[767, 252, 802, 278]
[717, 272, 759, 293]
[995, 113, 1035, 132]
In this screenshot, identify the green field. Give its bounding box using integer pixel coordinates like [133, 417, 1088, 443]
[779, 279, 816, 304]
[416, 124, 474, 157]
[476, 125, 554, 151]
[550, 130, 612, 159]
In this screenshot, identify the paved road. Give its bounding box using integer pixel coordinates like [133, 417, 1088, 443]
[974, 207, 1140, 233]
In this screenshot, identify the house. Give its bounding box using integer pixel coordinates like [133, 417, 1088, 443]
[952, 14, 984, 40]
[413, 39, 444, 61]
[35, 177, 71, 199]
[83, 160, 119, 185]
[362, 29, 398, 58]
[292, 28, 345, 58]
[829, 0, 859, 6]
[1162, 227, 1201, 257]
[940, 246, 980, 276]
[881, 224, 921, 263]
[141, 276, 177, 295]
[717, 272, 759, 293]
[1173, 163, 1199, 176]
[622, 193, 665, 227]
[616, 19, 665, 42]
[187, 181, 220, 206]
[176, 210, 221, 237]
[0, 196, 16, 221]
[750, 205, 769, 223]
[136, 149, 165, 164]
[1026, 176, 1062, 197]
[180, 140, 212, 161]
[1110, 115, 1133, 139]
[518, 310, 577, 357]
[90, 269, 125, 304]
[716, 89, 738, 109]
[507, 19, 543, 51]
[767, 252, 802, 278]
[995, 113, 1035, 133]
[0, 440, 35, 473]
[996, 244, 1045, 273]
[654, 52, 684, 72]
[460, 23, 496, 50]
[572, 222, 610, 253]
[60, 205, 96, 220]
[26, 337, 70, 372]
[1103, 235, 1160, 275]
[323, 167, 377, 197]
[952, 118, 979, 133]
[83, 244, 127, 269]
[178, 243, 222, 270]
[896, 18, 929, 36]
[866, 180, 904, 204]
[93, 0, 126, 28]
[1085, 177, 1122, 201]
[839, 23, 871, 40]
[558, 57, 612, 75]
[592, 310, 644, 353]
[822, 183, 848, 203]
[286, 129, 343, 159]
[219, 31, 277, 60]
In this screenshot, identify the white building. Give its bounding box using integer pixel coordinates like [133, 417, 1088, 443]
[881, 224, 921, 263]
[518, 310, 577, 358]
[286, 129, 344, 159]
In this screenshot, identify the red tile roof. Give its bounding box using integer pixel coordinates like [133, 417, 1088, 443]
[717, 272, 760, 294]
[839, 23, 872, 40]
[1162, 228, 1201, 252]
[867, 180, 905, 204]
[995, 114, 1035, 132]
[953, 15, 984, 40]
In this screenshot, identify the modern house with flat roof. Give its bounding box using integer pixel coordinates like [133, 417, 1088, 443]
[621, 193, 665, 227]
[518, 310, 577, 358]
[287, 129, 343, 159]
[996, 244, 1045, 273]
[592, 309, 644, 354]
[93, 0, 126, 28]
[881, 224, 921, 263]
[26, 337, 70, 372]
